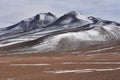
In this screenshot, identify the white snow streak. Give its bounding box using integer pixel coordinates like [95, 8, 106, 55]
[45, 67, 120, 74]
[10, 64, 50, 66]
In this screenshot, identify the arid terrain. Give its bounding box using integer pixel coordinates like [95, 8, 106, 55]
[0, 47, 120, 80]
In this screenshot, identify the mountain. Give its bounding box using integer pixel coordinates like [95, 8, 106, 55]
[0, 12, 57, 39]
[52, 11, 92, 25]
[44, 11, 93, 30]
[0, 11, 120, 54]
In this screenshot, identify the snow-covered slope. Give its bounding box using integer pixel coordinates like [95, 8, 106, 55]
[32, 23, 120, 51]
[0, 11, 120, 53]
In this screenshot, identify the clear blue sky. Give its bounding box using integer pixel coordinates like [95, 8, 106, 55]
[0, 0, 120, 27]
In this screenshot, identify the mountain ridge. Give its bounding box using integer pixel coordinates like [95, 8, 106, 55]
[0, 11, 120, 53]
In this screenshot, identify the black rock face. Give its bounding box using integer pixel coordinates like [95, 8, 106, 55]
[88, 16, 99, 23]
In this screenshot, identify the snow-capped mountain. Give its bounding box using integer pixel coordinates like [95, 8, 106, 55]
[45, 11, 92, 30]
[53, 11, 92, 25]
[0, 12, 57, 39]
[0, 11, 120, 53]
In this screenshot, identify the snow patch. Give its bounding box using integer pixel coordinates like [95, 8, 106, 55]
[45, 67, 120, 74]
[10, 64, 50, 66]
[62, 62, 120, 65]
[76, 13, 92, 23]
[85, 46, 119, 53]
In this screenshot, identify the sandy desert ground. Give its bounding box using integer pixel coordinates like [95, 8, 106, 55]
[0, 42, 120, 80]
[0, 52, 120, 80]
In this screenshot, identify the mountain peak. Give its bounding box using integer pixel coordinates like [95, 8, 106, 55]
[47, 12, 56, 17]
[52, 11, 92, 26]
[23, 12, 57, 22]
[66, 11, 92, 23]
[67, 11, 78, 15]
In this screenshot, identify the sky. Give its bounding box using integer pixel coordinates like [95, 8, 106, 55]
[0, 0, 120, 28]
